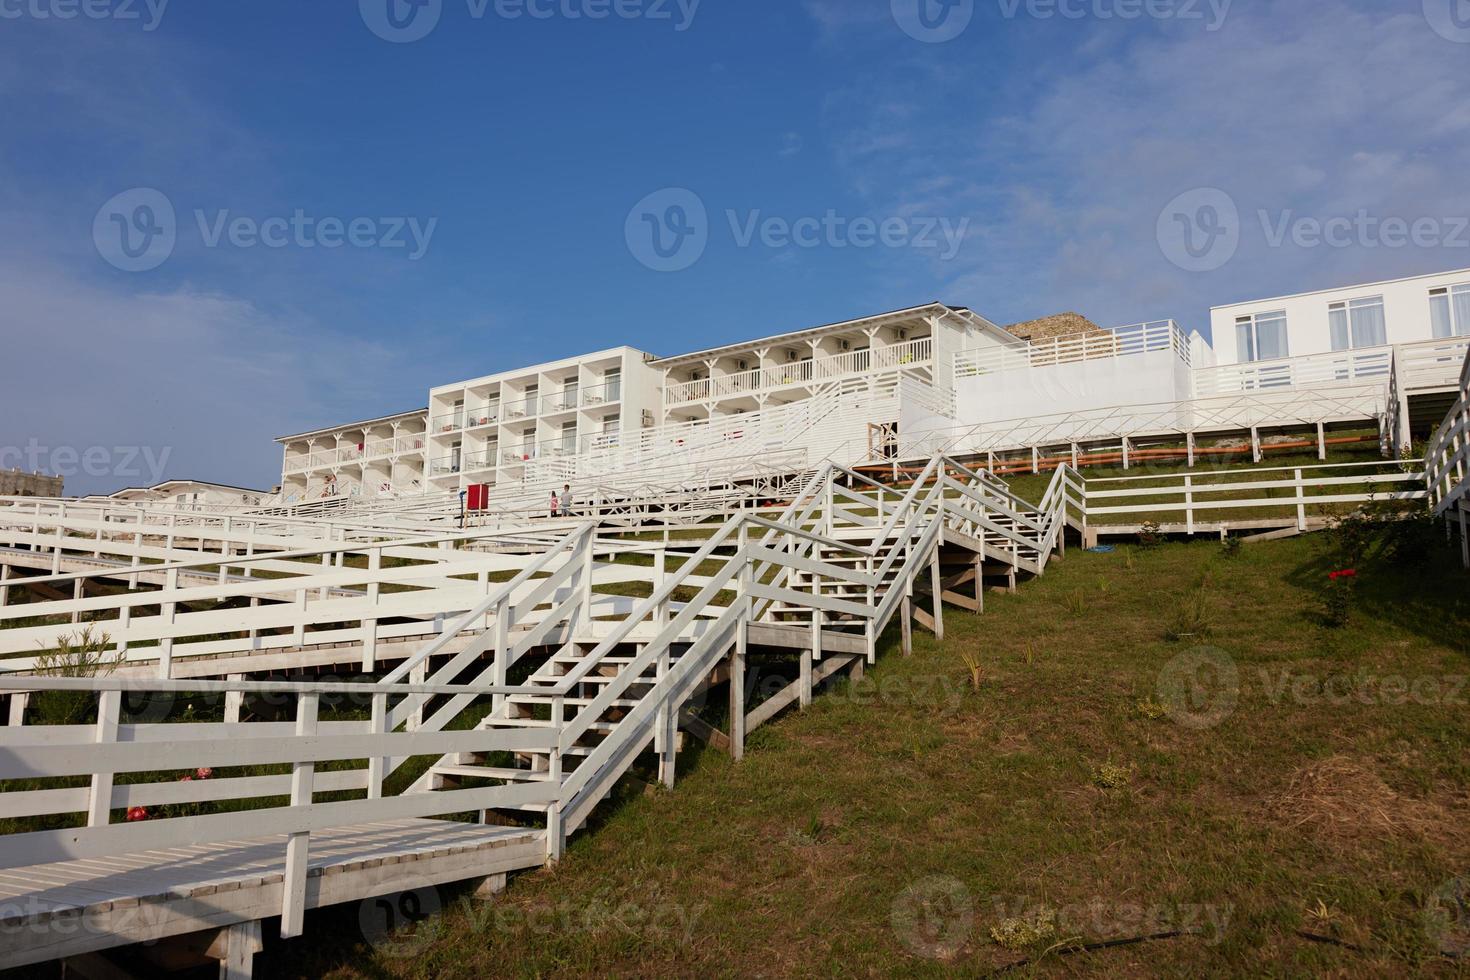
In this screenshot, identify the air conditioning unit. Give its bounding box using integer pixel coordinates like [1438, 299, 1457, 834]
[787, 351, 799, 362]
[737, 359, 748, 371]
[897, 329, 908, 341]
[840, 340, 850, 351]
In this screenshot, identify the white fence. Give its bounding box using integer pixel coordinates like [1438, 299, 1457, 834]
[954, 320, 1188, 378]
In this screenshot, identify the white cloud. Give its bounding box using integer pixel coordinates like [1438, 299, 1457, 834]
[807, 0, 1470, 335]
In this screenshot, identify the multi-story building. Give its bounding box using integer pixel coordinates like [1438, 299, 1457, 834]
[277, 409, 429, 504]
[424, 348, 661, 494]
[0, 469, 63, 497]
[269, 266, 1470, 507]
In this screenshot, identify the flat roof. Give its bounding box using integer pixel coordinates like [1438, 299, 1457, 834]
[431, 347, 648, 396]
[649, 303, 972, 368]
[1210, 265, 1470, 312]
[275, 408, 429, 444]
[111, 480, 267, 497]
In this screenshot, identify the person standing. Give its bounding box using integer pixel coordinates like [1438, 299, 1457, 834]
[549, 490, 560, 519]
[561, 484, 573, 517]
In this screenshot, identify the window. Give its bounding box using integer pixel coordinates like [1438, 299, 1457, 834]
[1430, 283, 1470, 338]
[1328, 296, 1387, 351]
[1235, 311, 1289, 362]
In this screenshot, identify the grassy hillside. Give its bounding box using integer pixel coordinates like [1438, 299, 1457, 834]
[266, 514, 1470, 978]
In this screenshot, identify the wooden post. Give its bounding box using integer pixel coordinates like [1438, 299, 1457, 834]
[362, 547, 381, 672]
[368, 692, 387, 799]
[928, 548, 944, 642]
[900, 596, 912, 657]
[656, 645, 675, 787]
[8, 693, 27, 727]
[219, 918, 261, 980]
[1187, 431, 1196, 467]
[0, 562, 9, 608]
[974, 551, 984, 614]
[1460, 504, 1469, 570]
[1031, 447, 1039, 475]
[729, 632, 746, 762]
[281, 693, 318, 939]
[1295, 468, 1307, 532]
[1121, 437, 1130, 471]
[225, 674, 244, 724]
[86, 690, 121, 827]
[1184, 475, 1194, 536]
[800, 648, 814, 706]
[1251, 426, 1262, 463]
[1317, 422, 1327, 461]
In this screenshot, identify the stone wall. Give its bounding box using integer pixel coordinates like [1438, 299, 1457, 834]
[0, 469, 63, 497]
[1004, 312, 1108, 343]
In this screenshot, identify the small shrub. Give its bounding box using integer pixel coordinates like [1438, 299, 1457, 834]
[1220, 535, 1242, 559]
[1137, 521, 1164, 550]
[1322, 569, 1357, 629]
[1092, 762, 1133, 789]
[31, 626, 120, 726]
[1135, 698, 1168, 720]
[1164, 587, 1212, 642]
[991, 908, 1058, 950]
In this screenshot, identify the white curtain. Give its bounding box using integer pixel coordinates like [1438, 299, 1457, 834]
[1350, 302, 1387, 347]
[1329, 307, 1351, 351]
[1255, 314, 1289, 360]
[1455, 287, 1470, 337]
[1431, 293, 1453, 339]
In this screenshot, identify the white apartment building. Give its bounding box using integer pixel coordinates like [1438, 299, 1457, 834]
[278, 409, 429, 504]
[1210, 267, 1470, 366]
[424, 347, 660, 493]
[271, 266, 1470, 508]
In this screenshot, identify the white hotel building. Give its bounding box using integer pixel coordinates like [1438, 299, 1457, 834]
[275, 267, 1470, 507]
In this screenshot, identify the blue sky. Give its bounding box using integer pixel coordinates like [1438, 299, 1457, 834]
[2, 0, 1469, 494]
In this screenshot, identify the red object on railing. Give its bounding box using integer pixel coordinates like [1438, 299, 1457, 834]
[466, 484, 490, 512]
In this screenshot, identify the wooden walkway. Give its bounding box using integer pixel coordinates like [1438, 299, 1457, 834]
[0, 819, 543, 972]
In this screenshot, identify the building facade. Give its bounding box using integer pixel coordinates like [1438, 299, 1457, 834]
[0, 469, 63, 498]
[1210, 267, 1470, 366]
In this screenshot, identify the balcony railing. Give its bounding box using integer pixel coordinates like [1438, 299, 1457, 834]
[502, 443, 538, 465]
[581, 379, 623, 406]
[541, 393, 580, 415]
[284, 434, 429, 474]
[954, 321, 1186, 379]
[461, 451, 497, 473]
[465, 406, 500, 428]
[503, 396, 538, 421]
[663, 337, 933, 406]
[430, 456, 461, 477]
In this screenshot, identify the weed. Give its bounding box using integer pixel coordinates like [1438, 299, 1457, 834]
[1097, 576, 1111, 594]
[1063, 589, 1086, 617]
[1163, 587, 1212, 642]
[1092, 762, 1133, 790]
[958, 648, 984, 692]
[32, 626, 120, 726]
[1221, 534, 1243, 559]
[1122, 548, 1136, 571]
[1135, 698, 1168, 720]
[991, 908, 1058, 951]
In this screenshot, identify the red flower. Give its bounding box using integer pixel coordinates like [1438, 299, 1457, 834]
[195, 768, 213, 780]
[1329, 569, 1358, 581]
[126, 806, 149, 822]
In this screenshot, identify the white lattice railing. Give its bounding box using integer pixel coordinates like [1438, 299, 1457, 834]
[954, 320, 1187, 379]
[1424, 347, 1470, 530]
[663, 337, 934, 406]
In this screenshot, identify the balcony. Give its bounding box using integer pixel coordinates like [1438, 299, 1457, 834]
[284, 434, 428, 474]
[465, 406, 500, 429]
[430, 455, 461, 477]
[433, 412, 464, 434]
[540, 392, 580, 415]
[663, 337, 933, 407]
[503, 396, 538, 422]
[580, 379, 623, 407]
[502, 442, 538, 465]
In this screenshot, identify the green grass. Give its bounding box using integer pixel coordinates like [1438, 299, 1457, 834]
[259, 521, 1470, 978]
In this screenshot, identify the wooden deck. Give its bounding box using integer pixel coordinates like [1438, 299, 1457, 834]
[0, 819, 544, 971]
